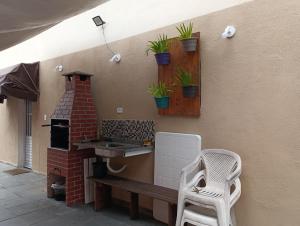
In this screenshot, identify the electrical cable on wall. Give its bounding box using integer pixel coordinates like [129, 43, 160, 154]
[101, 26, 115, 55]
[92, 15, 121, 63]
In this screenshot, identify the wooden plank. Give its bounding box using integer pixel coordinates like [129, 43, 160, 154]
[90, 176, 178, 204]
[129, 192, 139, 219]
[158, 32, 201, 117]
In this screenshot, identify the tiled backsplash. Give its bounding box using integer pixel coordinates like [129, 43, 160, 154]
[102, 120, 155, 144]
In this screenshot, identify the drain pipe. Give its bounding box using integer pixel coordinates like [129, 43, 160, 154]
[105, 158, 127, 174]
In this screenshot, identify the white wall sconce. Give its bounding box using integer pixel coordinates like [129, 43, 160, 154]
[110, 53, 121, 63]
[55, 64, 63, 72]
[222, 25, 236, 39]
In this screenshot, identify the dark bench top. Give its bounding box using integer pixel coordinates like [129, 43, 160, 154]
[90, 176, 178, 204]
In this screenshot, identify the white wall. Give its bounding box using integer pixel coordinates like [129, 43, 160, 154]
[0, 0, 251, 68]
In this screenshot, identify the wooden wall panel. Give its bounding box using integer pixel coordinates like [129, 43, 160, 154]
[158, 32, 201, 117]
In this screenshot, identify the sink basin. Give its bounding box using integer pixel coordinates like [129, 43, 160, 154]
[98, 141, 137, 149]
[104, 143, 124, 148]
[94, 142, 139, 158]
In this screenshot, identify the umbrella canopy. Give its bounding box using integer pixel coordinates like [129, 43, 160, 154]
[0, 62, 39, 103]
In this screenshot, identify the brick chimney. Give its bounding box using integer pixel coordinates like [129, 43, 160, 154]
[51, 71, 98, 147]
[47, 71, 97, 206]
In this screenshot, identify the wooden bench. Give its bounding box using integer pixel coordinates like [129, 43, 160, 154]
[90, 176, 178, 226]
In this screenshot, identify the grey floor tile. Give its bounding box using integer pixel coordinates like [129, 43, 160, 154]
[0, 163, 165, 226]
[0, 207, 16, 222]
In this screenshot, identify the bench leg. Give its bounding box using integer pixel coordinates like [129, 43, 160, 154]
[104, 185, 112, 208]
[94, 183, 112, 211]
[168, 203, 177, 226]
[94, 183, 102, 211]
[129, 192, 139, 219]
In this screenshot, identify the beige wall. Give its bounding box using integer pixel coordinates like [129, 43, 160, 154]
[0, 0, 252, 68]
[0, 97, 24, 166]
[1, 0, 300, 225]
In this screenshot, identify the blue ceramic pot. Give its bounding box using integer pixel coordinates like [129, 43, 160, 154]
[155, 52, 170, 65]
[155, 96, 169, 109]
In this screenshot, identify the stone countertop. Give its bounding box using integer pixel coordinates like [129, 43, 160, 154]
[73, 141, 153, 158]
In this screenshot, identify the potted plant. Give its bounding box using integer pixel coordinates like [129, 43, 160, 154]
[148, 82, 171, 109]
[176, 67, 198, 98]
[176, 22, 197, 52]
[146, 34, 170, 65]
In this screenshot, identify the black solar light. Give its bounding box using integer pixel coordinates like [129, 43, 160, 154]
[92, 16, 105, 26]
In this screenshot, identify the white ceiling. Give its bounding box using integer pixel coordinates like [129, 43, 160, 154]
[0, 0, 107, 51]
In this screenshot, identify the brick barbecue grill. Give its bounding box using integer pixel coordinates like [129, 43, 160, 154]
[47, 71, 97, 206]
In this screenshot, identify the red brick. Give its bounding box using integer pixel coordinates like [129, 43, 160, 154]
[47, 147, 94, 206]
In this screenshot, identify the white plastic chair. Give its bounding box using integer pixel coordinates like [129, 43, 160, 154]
[181, 205, 218, 226]
[176, 149, 242, 226]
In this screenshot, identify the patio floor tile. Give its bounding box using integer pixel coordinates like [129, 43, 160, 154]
[0, 163, 164, 226]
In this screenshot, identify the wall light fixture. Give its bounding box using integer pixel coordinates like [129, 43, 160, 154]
[92, 16, 106, 27]
[222, 25, 236, 39]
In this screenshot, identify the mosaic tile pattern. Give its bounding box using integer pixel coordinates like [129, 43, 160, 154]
[102, 120, 155, 144]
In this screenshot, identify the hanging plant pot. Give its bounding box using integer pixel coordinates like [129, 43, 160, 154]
[155, 52, 170, 65]
[154, 96, 169, 109]
[181, 38, 198, 52]
[182, 85, 198, 98]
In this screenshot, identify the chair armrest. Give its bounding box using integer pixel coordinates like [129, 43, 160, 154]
[230, 178, 241, 207]
[180, 155, 202, 186]
[186, 170, 206, 188]
[226, 157, 242, 182]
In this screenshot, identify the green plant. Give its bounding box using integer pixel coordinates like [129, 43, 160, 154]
[146, 34, 169, 55]
[148, 82, 171, 98]
[176, 22, 193, 40]
[176, 67, 194, 87]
